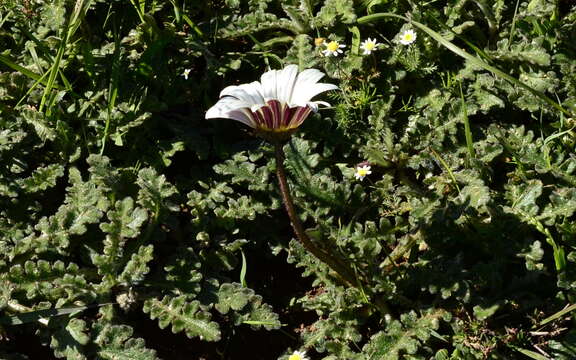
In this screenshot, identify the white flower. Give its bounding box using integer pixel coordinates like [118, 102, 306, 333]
[360, 37, 380, 55]
[354, 165, 372, 181]
[399, 29, 417, 45]
[322, 40, 346, 57]
[205, 65, 338, 140]
[182, 68, 191, 80]
[288, 350, 309, 360]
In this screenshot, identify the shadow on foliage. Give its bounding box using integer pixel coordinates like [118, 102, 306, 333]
[397, 199, 557, 330]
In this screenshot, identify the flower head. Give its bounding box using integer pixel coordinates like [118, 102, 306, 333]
[354, 165, 372, 181]
[182, 68, 191, 80]
[314, 37, 326, 47]
[288, 350, 309, 360]
[360, 37, 380, 55]
[322, 40, 346, 57]
[205, 65, 338, 141]
[399, 29, 417, 45]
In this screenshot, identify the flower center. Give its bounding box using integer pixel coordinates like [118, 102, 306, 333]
[403, 34, 413, 42]
[326, 41, 339, 52]
[288, 355, 302, 360]
[357, 168, 369, 177]
[365, 42, 375, 51]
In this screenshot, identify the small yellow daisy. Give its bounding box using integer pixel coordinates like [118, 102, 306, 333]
[314, 37, 325, 47]
[288, 350, 309, 360]
[399, 29, 417, 45]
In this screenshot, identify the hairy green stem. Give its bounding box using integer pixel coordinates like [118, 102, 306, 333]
[273, 142, 393, 318]
[273, 142, 356, 287]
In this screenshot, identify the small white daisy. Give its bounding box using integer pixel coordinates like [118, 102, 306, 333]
[322, 40, 346, 57]
[399, 29, 417, 45]
[354, 165, 372, 181]
[182, 68, 191, 80]
[288, 350, 309, 360]
[360, 37, 380, 55]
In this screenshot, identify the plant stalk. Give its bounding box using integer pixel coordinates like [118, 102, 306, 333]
[273, 141, 393, 318]
[273, 142, 356, 287]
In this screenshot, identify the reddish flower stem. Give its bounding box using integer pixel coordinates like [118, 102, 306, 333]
[273, 142, 357, 287]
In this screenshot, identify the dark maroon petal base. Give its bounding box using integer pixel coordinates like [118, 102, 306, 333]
[252, 100, 312, 133]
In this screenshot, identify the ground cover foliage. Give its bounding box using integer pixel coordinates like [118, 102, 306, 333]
[1, 0, 576, 359]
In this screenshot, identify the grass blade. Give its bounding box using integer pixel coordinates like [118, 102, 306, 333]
[539, 303, 576, 327]
[0, 53, 60, 89]
[99, 18, 122, 155]
[0, 303, 110, 326]
[507, 0, 522, 51]
[39, 21, 70, 113]
[240, 249, 248, 287]
[513, 347, 549, 360]
[182, 14, 204, 37]
[459, 81, 475, 160]
[357, 13, 572, 117]
[429, 147, 461, 193]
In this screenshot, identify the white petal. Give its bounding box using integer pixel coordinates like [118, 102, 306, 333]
[306, 100, 332, 111]
[220, 81, 266, 109]
[294, 68, 326, 88]
[276, 64, 299, 104]
[224, 109, 257, 128]
[205, 97, 256, 128]
[290, 68, 338, 106]
[260, 68, 279, 101]
[290, 83, 338, 107]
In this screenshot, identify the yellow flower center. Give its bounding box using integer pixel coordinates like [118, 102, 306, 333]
[403, 34, 414, 42]
[357, 168, 369, 177]
[289, 355, 302, 360]
[326, 41, 339, 52]
[365, 42, 376, 51]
